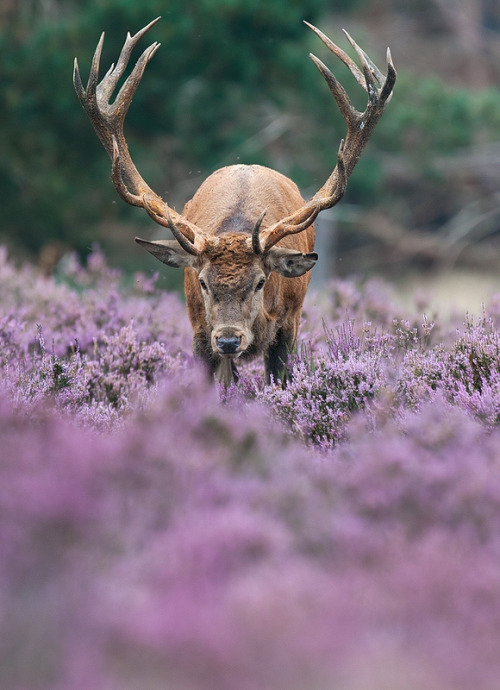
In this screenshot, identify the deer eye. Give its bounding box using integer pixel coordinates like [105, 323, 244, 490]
[255, 278, 266, 292]
[199, 278, 207, 291]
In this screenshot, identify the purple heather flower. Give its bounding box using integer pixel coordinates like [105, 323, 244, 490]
[1, 246, 500, 688]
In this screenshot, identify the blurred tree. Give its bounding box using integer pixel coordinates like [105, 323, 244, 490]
[0, 0, 329, 262]
[1, 0, 500, 278]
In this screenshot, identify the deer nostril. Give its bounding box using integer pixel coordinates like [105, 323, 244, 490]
[216, 336, 242, 354]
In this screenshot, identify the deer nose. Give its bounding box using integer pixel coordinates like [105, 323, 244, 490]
[216, 336, 242, 354]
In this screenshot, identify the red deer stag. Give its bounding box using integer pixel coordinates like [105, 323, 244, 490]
[74, 17, 395, 385]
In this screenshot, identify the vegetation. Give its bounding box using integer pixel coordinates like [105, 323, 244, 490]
[1, 0, 329, 258]
[2, 246, 500, 687]
[2, 0, 500, 274]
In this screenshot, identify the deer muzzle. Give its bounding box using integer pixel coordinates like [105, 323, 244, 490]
[216, 336, 242, 355]
[212, 327, 249, 356]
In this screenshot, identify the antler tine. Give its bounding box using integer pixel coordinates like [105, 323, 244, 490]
[381, 48, 397, 105]
[266, 207, 320, 246]
[342, 29, 385, 86]
[100, 16, 161, 101]
[73, 57, 85, 101]
[304, 21, 365, 90]
[142, 196, 199, 256]
[111, 41, 161, 123]
[73, 32, 104, 104]
[87, 32, 105, 96]
[341, 30, 381, 104]
[252, 209, 267, 255]
[308, 54, 357, 123]
[342, 30, 382, 92]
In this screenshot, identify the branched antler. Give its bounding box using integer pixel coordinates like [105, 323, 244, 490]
[73, 17, 202, 253]
[74, 19, 395, 258]
[258, 22, 396, 253]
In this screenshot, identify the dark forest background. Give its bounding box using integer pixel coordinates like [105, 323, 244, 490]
[2, 0, 500, 282]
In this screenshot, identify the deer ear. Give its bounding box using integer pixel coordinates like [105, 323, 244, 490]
[135, 238, 196, 269]
[266, 247, 318, 278]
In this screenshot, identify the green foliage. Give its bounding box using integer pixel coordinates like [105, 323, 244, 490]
[377, 74, 500, 154]
[326, 73, 500, 210]
[0, 0, 328, 258]
[2, 1, 500, 264]
[1, 7, 110, 255]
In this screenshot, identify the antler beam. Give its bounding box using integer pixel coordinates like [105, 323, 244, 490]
[258, 22, 396, 253]
[73, 17, 202, 253]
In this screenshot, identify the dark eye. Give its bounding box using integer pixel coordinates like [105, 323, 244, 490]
[255, 278, 266, 292]
[199, 278, 207, 291]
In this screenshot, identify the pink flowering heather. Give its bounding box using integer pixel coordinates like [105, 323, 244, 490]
[1, 246, 500, 689]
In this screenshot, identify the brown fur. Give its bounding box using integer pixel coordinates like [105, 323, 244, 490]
[181, 164, 315, 383]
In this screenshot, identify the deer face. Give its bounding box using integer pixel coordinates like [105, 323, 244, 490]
[136, 234, 317, 358]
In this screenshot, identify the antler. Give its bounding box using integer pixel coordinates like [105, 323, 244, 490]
[73, 17, 201, 255]
[258, 22, 396, 253]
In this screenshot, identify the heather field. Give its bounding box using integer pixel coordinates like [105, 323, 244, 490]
[2, 245, 500, 689]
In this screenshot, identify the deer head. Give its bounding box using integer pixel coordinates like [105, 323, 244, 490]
[136, 225, 317, 356]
